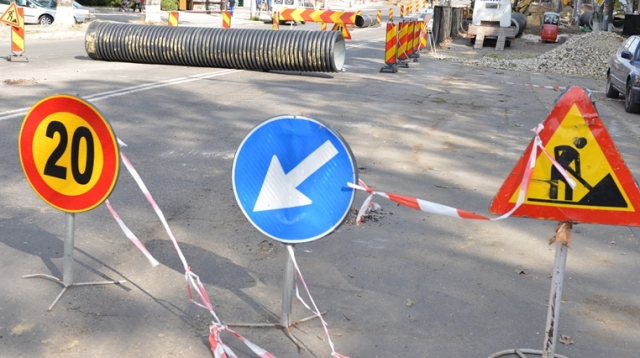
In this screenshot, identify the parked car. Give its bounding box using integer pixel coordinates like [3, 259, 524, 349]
[42, 0, 96, 23]
[0, 0, 56, 25]
[606, 35, 640, 113]
[0, 0, 94, 25]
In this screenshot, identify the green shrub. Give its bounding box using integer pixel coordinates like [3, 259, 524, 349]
[161, 0, 177, 10]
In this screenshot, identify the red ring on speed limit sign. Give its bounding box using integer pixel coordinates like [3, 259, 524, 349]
[19, 95, 119, 213]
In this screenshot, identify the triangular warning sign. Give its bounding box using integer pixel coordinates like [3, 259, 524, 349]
[490, 86, 640, 226]
[0, 3, 20, 27]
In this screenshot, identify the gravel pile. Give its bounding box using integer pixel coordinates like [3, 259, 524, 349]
[438, 31, 625, 79]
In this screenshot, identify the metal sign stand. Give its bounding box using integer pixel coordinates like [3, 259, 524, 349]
[488, 228, 571, 358]
[23, 213, 126, 311]
[227, 244, 324, 349]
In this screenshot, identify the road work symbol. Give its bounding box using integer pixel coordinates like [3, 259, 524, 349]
[233, 115, 356, 243]
[490, 86, 640, 226]
[0, 3, 20, 27]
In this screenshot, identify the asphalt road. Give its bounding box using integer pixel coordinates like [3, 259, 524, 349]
[0, 12, 639, 358]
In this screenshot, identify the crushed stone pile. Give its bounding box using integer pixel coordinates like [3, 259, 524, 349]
[438, 31, 625, 79]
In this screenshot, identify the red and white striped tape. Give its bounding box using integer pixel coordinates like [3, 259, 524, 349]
[501, 81, 566, 91]
[107, 139, 274, 358]
[350, 124, 576, 224]
[287, 245, 349, 358]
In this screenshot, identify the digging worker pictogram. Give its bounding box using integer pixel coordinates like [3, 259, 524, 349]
[549, 137, 588, 201]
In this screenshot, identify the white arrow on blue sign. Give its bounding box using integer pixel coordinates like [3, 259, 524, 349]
[232, 116, 357, 243]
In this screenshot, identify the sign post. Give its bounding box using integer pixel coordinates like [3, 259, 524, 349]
[19, 94, 123, 311]
[488, 87, 640, 358]
[229, 115, 357, 344]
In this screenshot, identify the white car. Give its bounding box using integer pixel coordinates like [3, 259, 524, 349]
[0, 0, 95, 25]
[43, 0, 96, 23]
[0, 0, 56, 25]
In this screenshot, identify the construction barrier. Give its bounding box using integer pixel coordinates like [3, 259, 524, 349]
[420, 20, 428, 50]
[85, 21, 346, 72]
[278, 9, 356, 25]
[222, 10, 231, 28]
[272, 11, 279, 30]
[9, 7, 27, 62]
[397, 21, 408, 66]
[406, 21, 415, 59]
[400, 5, 404, 18]
[377, 10, 381, 24]
[168, 11, 178, 26]
[389, 7, 393, 22]
[321, 22, 327, 31]
[407, 3, 412, 15]
[380, 22, 398, 73]
[411, 19, 420, 60]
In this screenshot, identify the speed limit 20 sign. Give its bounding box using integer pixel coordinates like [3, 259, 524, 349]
[19, 95, 119, 213]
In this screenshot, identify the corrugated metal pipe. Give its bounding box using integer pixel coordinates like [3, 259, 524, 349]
[355, 14, 377, 28]
[84, 21, 346, 72]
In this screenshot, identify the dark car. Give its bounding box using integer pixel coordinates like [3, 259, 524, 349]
[606, 35, 640, 113]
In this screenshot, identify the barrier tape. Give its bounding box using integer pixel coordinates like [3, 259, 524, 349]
[104, 199, 159, 267]
[501, 81, 565, 91]
[107, 140, 274, 358]
[287, 245, 349, 358]
[350, 124, 576, 224]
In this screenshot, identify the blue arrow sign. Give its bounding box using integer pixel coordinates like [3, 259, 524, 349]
[232, 116, 357, 243]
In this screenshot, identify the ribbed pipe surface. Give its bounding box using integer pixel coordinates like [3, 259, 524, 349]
[355, 14, 377, 28]
[85, 21, 346, 72]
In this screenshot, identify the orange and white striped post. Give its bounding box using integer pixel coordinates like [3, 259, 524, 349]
[168, 11, 179, 26]
[389, 7, 393, 22]
[407, 3, 412, 14]
[272, 11, 279, 30]
[400, 5, 404, 18]
[376, 10, 381, 25]
[380, 22, 398, 73]
[9, 7, 27, 62]
[222, 10, 231, 28]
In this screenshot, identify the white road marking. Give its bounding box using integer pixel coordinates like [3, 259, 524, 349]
[0, 69, 239, 122]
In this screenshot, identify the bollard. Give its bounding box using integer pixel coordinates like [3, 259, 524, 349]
[380, 22, 398, 73]
[389, 7, 393, 22]
[420, 20, 427, 51]
[223, 10, 231, 28]
[400, 5, 404, 18]
[397, 21, 409, 67]
[168, 11, 179, 26]
[8, 7, 27, 62]
[272, 11, 279, 30]
[377, 10, 381, 24]
[411, 20, 420, 60]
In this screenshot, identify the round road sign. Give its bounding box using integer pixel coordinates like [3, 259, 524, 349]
[233, 115, 357, 244]
[19, 95, 119, 213]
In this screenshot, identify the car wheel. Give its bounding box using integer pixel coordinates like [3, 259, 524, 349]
[625, 81, 640, 113]
[605, 72, 619, 98]
[38, 15, 54, 25]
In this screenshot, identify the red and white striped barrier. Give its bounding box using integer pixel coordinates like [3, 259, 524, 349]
[350, 124, 577, 225]
[106, 140, 274, 358]
[501, 81, 565, 91]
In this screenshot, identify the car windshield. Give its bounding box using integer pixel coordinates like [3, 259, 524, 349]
[28, 0, 46, 6]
